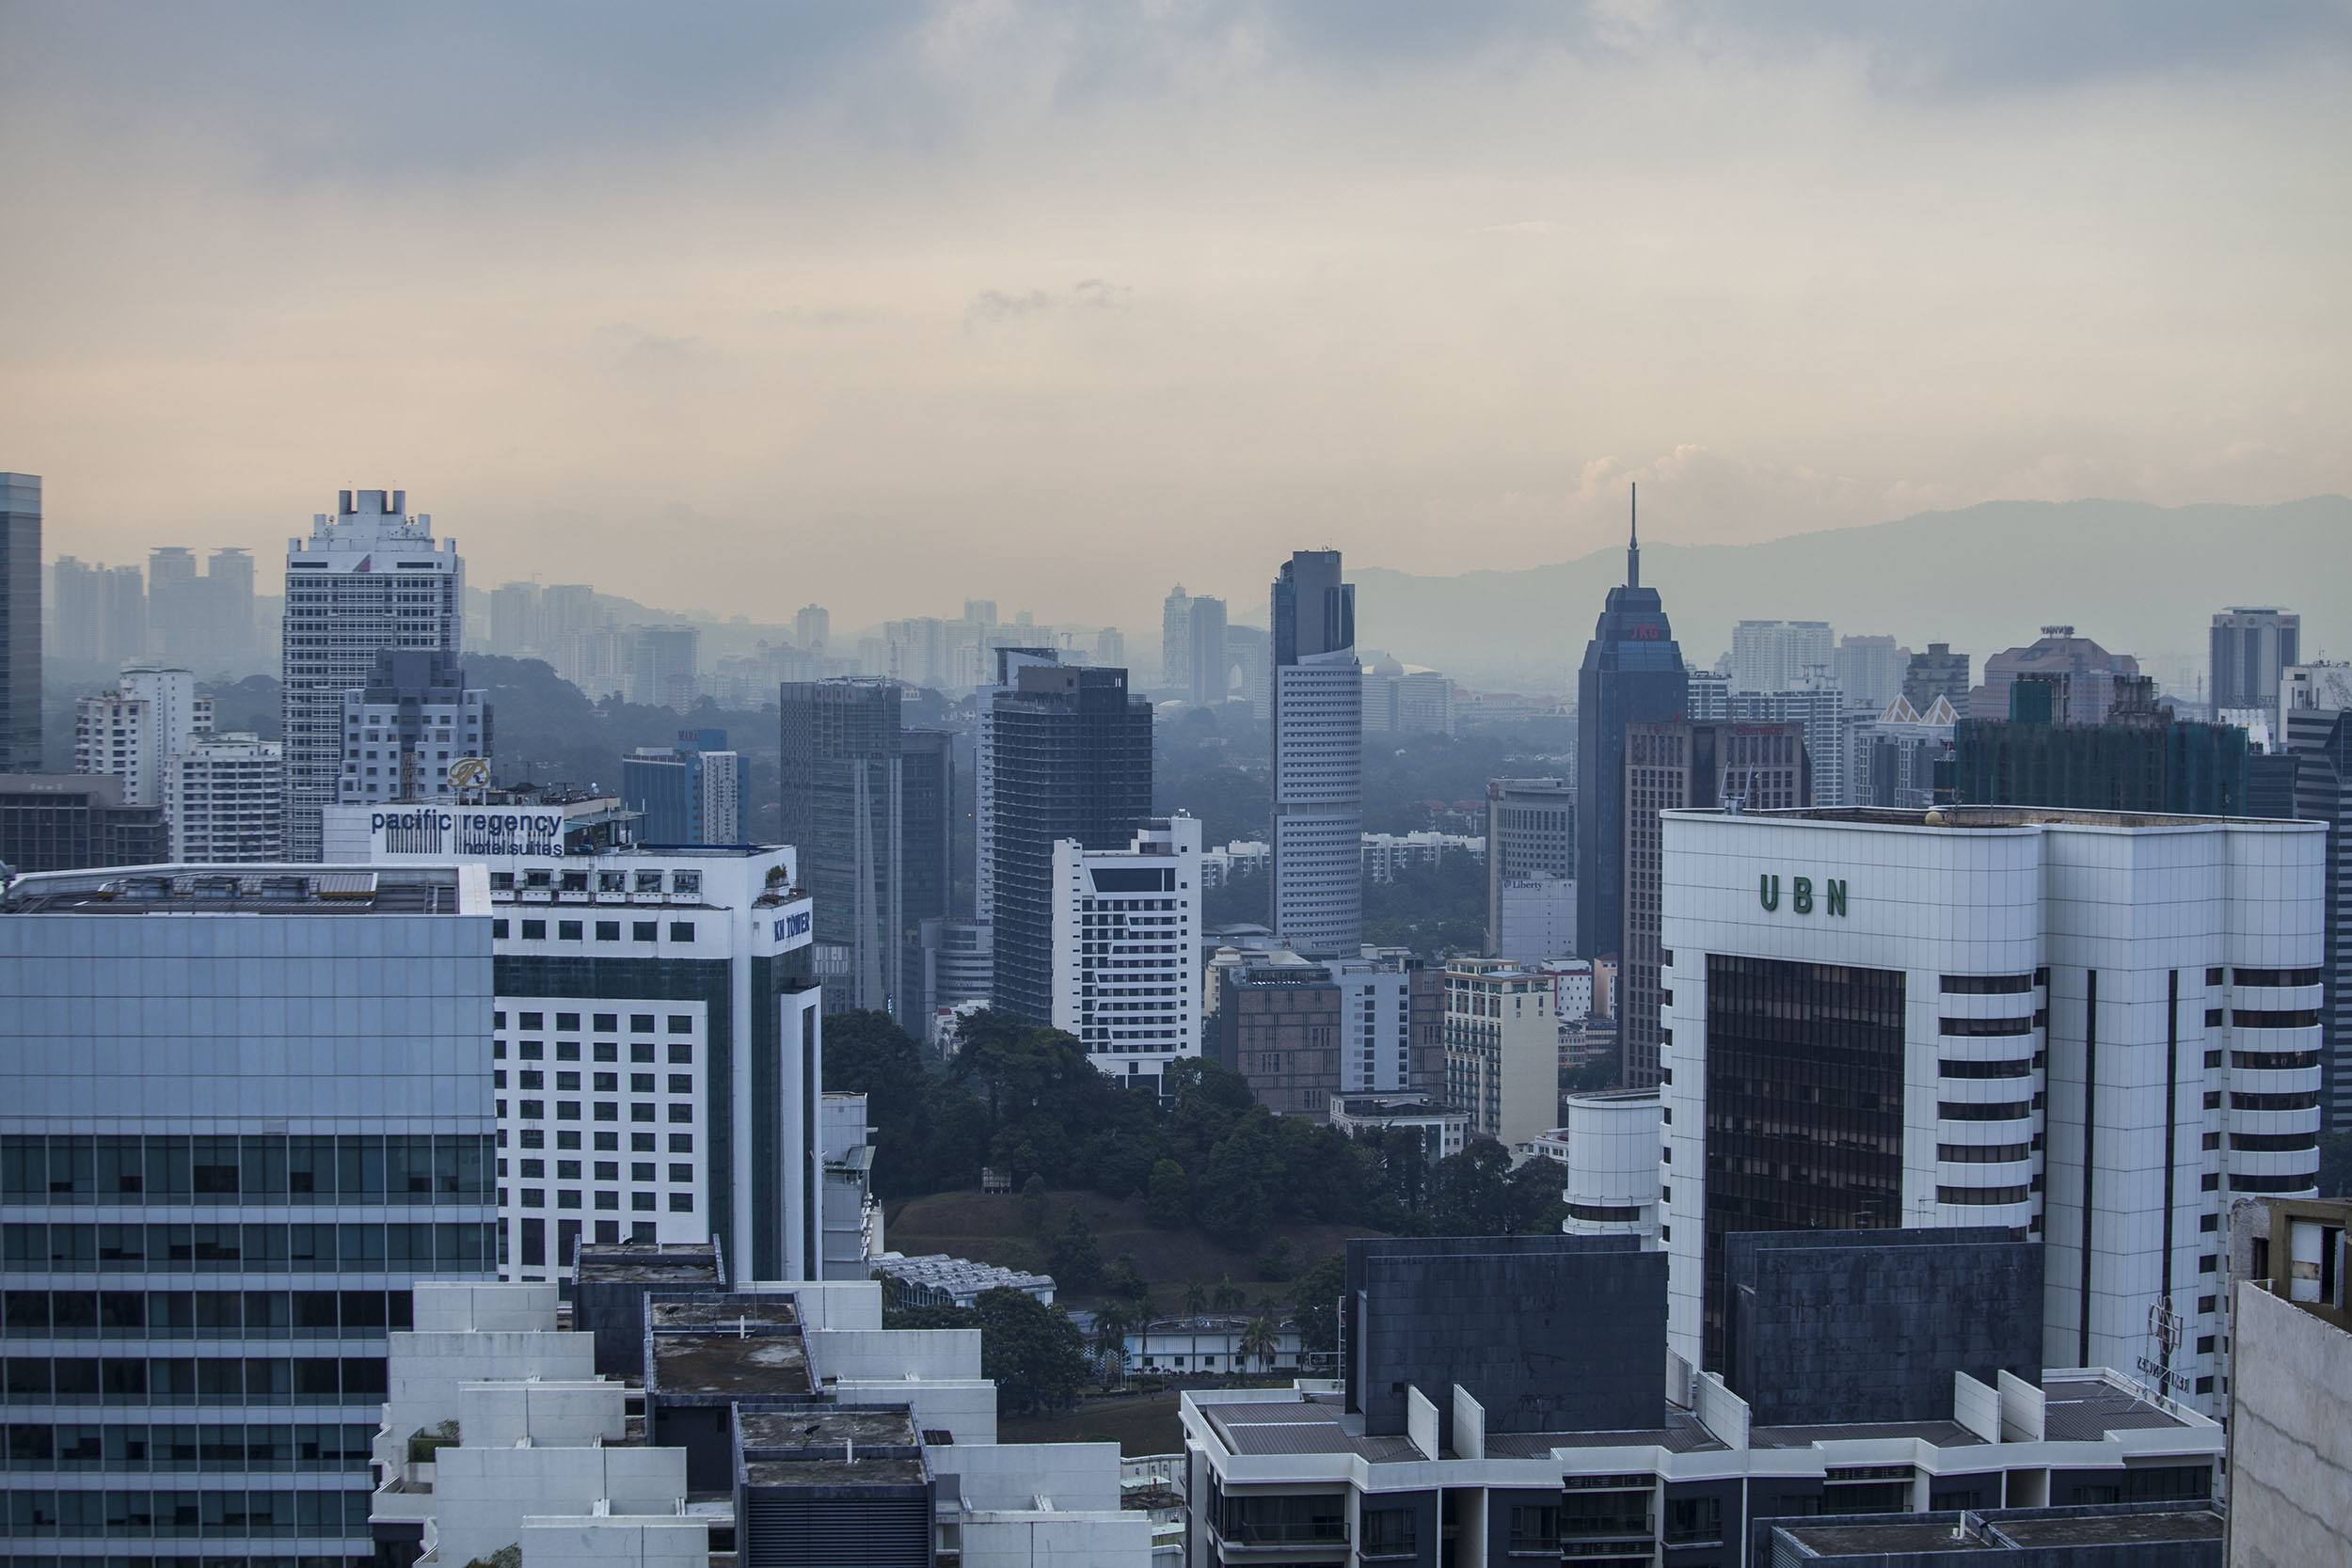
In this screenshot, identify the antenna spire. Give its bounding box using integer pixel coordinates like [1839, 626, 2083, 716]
[1627, 482, 1640, 589]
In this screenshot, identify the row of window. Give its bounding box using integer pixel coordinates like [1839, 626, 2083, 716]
[2, 1224, 496, 1275]
[507, 1189, 691, 1214]
[499, 1010, 694, 1033]
[0, 1135, 493, 1207]
[4, 1420, 373, 1470]
[493, 918, 697, 943]
[500, 1101, 695, 1126]
[2, 1354, 388, 1405]
[496, 1040, 693, 1065]
[493, 867, 700, 895]
[1, 1488, 373, 1539]
[1, 1291, 412, 1338]
[505, 1129, 693, 1156]
[498, 1071, 691, 1095]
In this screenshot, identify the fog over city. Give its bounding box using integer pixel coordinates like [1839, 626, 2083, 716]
[4, 2, 2347, 638]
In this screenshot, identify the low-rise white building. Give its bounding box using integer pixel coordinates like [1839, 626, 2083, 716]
[1053, 815, 1202, 1094]
[73, 663, 211, 806]
[1442, 958, 1559, 1160]
[1359, 829, 1484, 883]
[1328, 1093, 1468, 1163]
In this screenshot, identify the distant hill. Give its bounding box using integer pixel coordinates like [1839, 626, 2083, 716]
[1354, 496, 2352, 691]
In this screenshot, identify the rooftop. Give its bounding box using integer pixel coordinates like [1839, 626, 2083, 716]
[1774, 1506, 2225, 1559]
[739, 1407, 919, 1449]
[873, 1253, 1055, 1295]
[1668, 804, 2312, 832]
[649, 1298, 796, 1331]
[0, 864, 478, 915]
[576, 1242, 724, 1286]
[649, 1331, 812, 1398]
[742, 1456, 927, 1488]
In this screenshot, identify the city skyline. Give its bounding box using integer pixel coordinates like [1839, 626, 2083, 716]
[4, 7, 2348, 636]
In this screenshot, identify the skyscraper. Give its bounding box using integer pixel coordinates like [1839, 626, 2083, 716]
[794, 601, 829, 652]
[989, 664, 1152, 1025]
[1270, 549, 1363, 956]
[0, 472, 40, 771]
[1052, 816, 1203, 1094]
[2280, 697, 2351, 1133]
[1660, 802, 2323, 1410]
[46, 554, 103, 667]
[779, 677, 904, 1014]
[897, 726, 955, 1035]
[145, 545, 200, 663]
[974, 646, 1061, 927]
[1574, 490, 1688, 962]
[207, 546, 256, 668]
[1161, 584, 1192, 690]
[281, 489, 463, 859]
[624, 728, 742, 846]
[1951, 673, 2250, 816]
[165, 733, 286, 861]
[1185, 594, 1229, 705]
[0, 862, 500, 1563]
[1832, 634, 1912, 715]
[1970, 625, 2138, 723]
[1619, 719, 1808, 1087]
[2211, 606, 2299, 728]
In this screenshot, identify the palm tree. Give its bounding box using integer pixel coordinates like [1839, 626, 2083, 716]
[1183, 1281, 1208, 1318]
[1238, 1315, 1279, 1378]
[1092, 1302, 1135, 1366]
[1214, 1275, 1244, 1313]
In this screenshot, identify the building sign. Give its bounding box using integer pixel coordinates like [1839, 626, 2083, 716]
[774, 909, 811, 942]
[1759, 874, 1848, 916]
[373, 808, 567, 859]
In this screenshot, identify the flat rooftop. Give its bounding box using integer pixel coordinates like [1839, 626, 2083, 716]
[1669, 804, 2306, 832]
[1774, 1507, 2224, 1558]
[576, 1243, 724, 1286]
[1, 865, 472, 915]
[739, 1407, 919, 1450]
[2040, 1375, 2195, 1439]
[650, 1298, 796, 1330]
[742, 1456, 927, 1487]
[649, 1330, 812, 1398]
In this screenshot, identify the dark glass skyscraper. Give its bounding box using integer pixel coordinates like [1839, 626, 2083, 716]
[1574, 490, 1688, 964]
[896, 726, 955, 1035]
[779, 678, 903, 1014]
[1950, 673, 2251, 816]
[988, 665, 1152, 1026]
[1, 472, 40, 772]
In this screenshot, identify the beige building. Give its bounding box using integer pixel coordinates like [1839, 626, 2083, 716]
[1441, 958, 1557, 1160]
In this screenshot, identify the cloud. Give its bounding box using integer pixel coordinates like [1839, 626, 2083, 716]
[964, 278, 1133, 326]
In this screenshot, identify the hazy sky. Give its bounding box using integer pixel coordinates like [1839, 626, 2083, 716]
[4, 2, 2346, 633]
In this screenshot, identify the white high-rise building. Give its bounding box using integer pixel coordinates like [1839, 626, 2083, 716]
[1442, 958, 1559, 1160]
[1270, 549, 1362, 956]
[1660, 803, 2325, 1414]
[974, 644, 1061, 926]
[361, 804, 828, 1283]
[1052, 815, 1202, 1094]
[164, 732, 285, 861]
[1724, 676, 1851, 808]
[73, 664, 211, 806]
[1730, 619, 1835, 694]
[1833, 634, 1913, 715]
[283, 489, 463, 860]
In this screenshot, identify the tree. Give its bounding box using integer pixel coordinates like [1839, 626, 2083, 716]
[1183, 1281, 1209, 1317]
[1144, 1158, 1191, 1228]
[1197, 1117, 1279, 1248]
[1047, 1211, 1103, 1293]
[1238, 1315, 1279, 1377]
[1018, 1174, 1050, 1233]
[971, 1288, 1089, 1418]
[1105, 1252, 1151, 1305]
[1431, 1140, 1515, 1235]
[1290, 1253, 1346, 1354]
[1503, 1154, 1569, 1235]
[1252, 1236, 1294, 1282]
[820, 1011, 933, 1197]
[1092, 1301, 1136, 1366]
[1212, 1275, 1245, 1313]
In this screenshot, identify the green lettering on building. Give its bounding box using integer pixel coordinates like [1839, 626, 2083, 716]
[1759, 872, 1848, 917]
[1758, 874, 1779, 911]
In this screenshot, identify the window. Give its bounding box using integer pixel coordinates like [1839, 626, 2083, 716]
[667, 1074, 692, 1095]
[669, 1134, 693, 1153]
[668, 1015, 693, 1034]
[2234, 967, 2323, 987]
[1939, 1057, 2032, 1078]
[668, 1193, 694, 1212]
[2233, 1009, 2321, 1030]
[593, 1192, 619, 1212]
[668, 923, 695, 942]
[594, 1014, 617, 1031]
[557, 921, 582, 942]
[520, 921, 546, 941]
[669, 1164, 693, 1182]
[1940, 1015, 2034, 1037]
[1940, 974, 2034, 994]
[595, 921, 619, 941]
[1359, 1507, 1416, 1559]
[668, 1043, 692, 1065]
[490, 919, 509, 939]
[630, 1042, 656, 1063]
[630, 1193, 657, 1212]
[631, 1014, 657, 1032]
[632, 922, 658, 942]
[1507, 1504, 1559, 1552]
[1663, 1495, 1723, 1545]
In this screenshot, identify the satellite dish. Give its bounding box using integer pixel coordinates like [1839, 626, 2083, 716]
[448, 757, 491, 790]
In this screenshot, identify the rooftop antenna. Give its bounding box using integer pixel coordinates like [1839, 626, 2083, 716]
[1628, 483, 1640, 589]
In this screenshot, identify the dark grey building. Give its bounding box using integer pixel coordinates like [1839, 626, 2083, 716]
[1343, 1235, 1663, 1446]
[987, 664, 1152, 1027]
[1483, 776, 1574, 960]
[1574, 489, 1688, 963]
[0, 772, 169, 872]
[779, 678, 903, 1015]
[1, 472, 39, 772]
[2282, 701, 2352, 1132]
[2210, 606, 2297, 728]
[1723, 1227, 2042, 1427]
[896, 726, 954, 1036]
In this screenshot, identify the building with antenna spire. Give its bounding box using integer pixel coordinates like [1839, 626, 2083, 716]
[1574, 485, 1689, 974]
